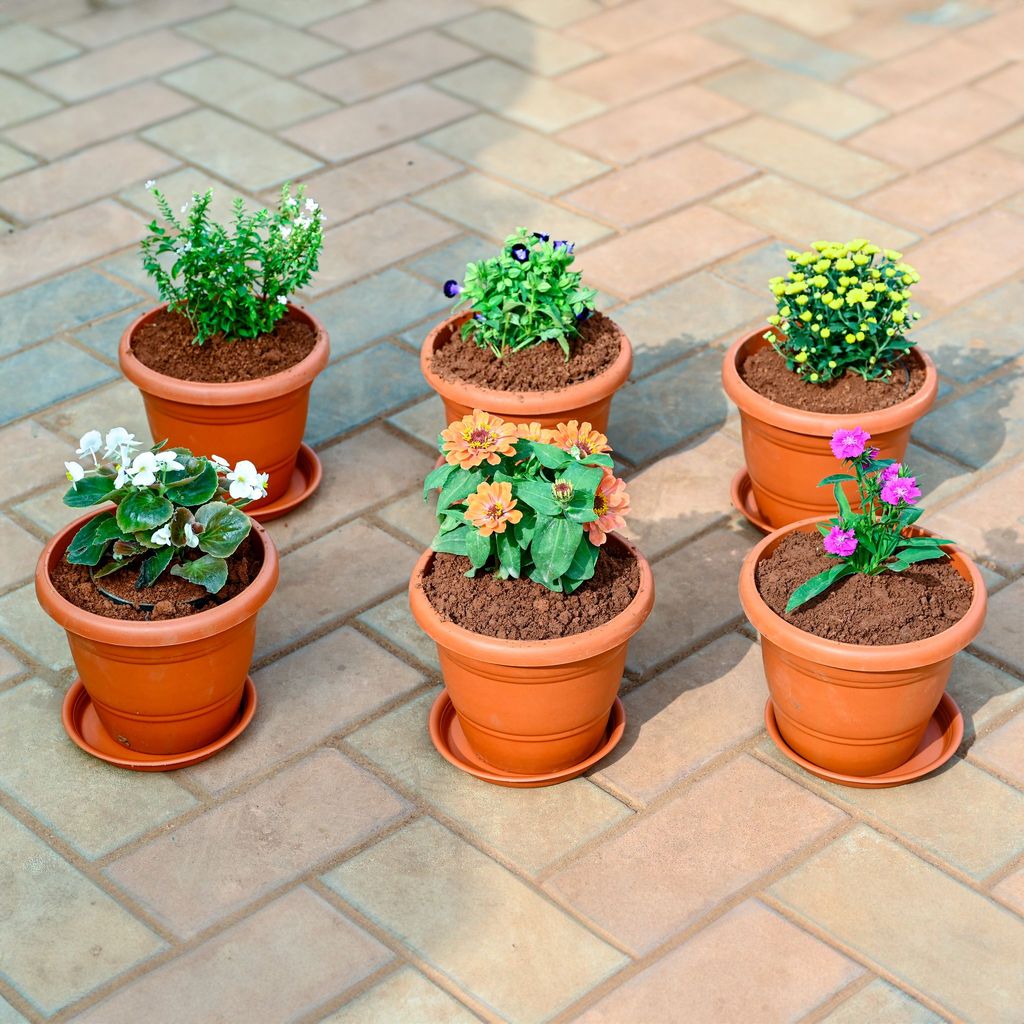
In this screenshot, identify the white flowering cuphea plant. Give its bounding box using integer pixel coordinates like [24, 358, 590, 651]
[63, 428, 269, 594]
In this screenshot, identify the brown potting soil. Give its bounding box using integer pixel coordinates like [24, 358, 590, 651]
[51, 534, 262, 621]
[420, 545, 640, 641]
[429, 312, 620, 393]
[740, 345, 925, 413]
[755, 531, 972, 644]
[131, 308, 317, 383]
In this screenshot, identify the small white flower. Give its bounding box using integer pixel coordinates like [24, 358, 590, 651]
[280, 225, 292, 241]
[113, 463, 132, 489]
[145, 179, 156, 190]
[304, 198, 319, 213]
[226, 460, 267, 501]
[285, 196, 298, 208]
[155, 450, 185, 472]
[129, 450, 160, 487]
[296, 215, 311, 229]
[276, 295, 287, 305]
[65, 461, 85, 487]
[211, 454, 230, 470]
[183, 523, 200, 548]
[104, 427, 139, 460]
[180, 204, 188, 213]
[76, 430, 102, 464]
[253, 471, 269, 499]
[151, 525, 172, 546]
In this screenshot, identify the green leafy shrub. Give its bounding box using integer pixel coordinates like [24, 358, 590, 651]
[140, 181, 323, 345]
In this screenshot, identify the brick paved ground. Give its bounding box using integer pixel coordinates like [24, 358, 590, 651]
[0, 0, 1023, 1021]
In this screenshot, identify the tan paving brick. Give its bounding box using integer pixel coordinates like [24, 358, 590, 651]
[324, 817, 627, 1023]
[564, 141, 754, 228]
[0, 23, 78, 73]
[3, 82, 195, 160]
[498, 0, 603, 28]
[595, 634, 765, 805]
[992, 866, 1024, 916]
[976, 61, 1024, 106]
[0, 138, 177, 222]
[348, 689, 631, 873]
[708, 115, 898, 200]
[106, 749, 408, 938]
[970, 710, 1024, 789]
[36, 377, 150, 453]
[300, 31, 477, 103]
[0, 514, 39, 589]
[0, 142, 34, 179]
[434, 57, 606, 133]
[283, 84, 473, 163]
[847, 37, 1006, 112]
[235, 0, 366, 26]
[423, 113, 608, 195]
[0, 806, 163, 1014]
[357, 591, 440, 671]
[558, 31, 739, 104]
[0, 420, 74, 500]
[771, 825, 1024, 1023]
[945, 651, 1024, 742]
[313, 0, 475, 50]
[73, 887, 391, 1024]
[577, 204, 764, 300]
[187, 627, 423, 794]
[0, 73, 58, 128]
[415, 173, 610, 246]
[179, 9, 342, 74]
[548, 755, 846, 954]
[712, 175, 918, 249]
[29, 28, 208, 100]
[568, 0, 725, 52]
[119, 166, 258, 222]
[0, 582, 74, 672]
[961, 5, 1024, 60]
[559, 84, 746, 165]
[822, 979, 943, 1024]
[53, 0, 228, 47]
[323, 966, 477, 1024]
[851, 88, 1019, 170]
[576, 899, 862, 1023]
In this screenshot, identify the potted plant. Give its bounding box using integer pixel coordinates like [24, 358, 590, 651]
[36, 427, 279, 771]
[722, 239, 938, 531]
[408, 410, 654, 787]
[739, 427, 986, 787]
[119, 181, 330, 522]
[421, 228, 633, 434]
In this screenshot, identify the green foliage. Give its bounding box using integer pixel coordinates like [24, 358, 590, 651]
[765, 239, 921, 384]
[447, 227, 596, 359]
[140, 181, 323, 345]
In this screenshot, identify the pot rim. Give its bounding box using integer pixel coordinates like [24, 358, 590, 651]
[738, 516, 987, 669]
[36, 508, 280, 645]
[409, 532, 655, 666]
[721, 327, 938, 436]
[119, 302, 330, 406]
[420, 311, 634, 417]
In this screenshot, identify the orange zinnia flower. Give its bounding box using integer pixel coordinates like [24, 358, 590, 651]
[464, 481, 523, 537]
[517, 421, 553, 443]
[584, 469, 630, 546]
[440, 409, 518, 468]
[549, 419, 611, 459]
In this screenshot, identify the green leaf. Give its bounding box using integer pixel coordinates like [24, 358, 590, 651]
[818, 473, 856, 486]
[195, 501, 251, 558]
[579, 452, 614, 469]
[564, 492, 599, 524]
[888, 547, 949, 572]
[170, 554, 228, 594]
[432, 525, 469, 555]
[531, 515, 583, 585]
[786, 562, 857, 613]
[423, 462, 456, 499]
[465, 528, 492, 569]
[514, 479, 562, 516]
[496, 529, 520, 577]
[564, 534, 599, 583]
[92, 559, 128, 580]
[116, 490, 173, 533]
[66, 513, 123, 566]
[63, 475, 117, 508]
[521, 440, 571, 470]
[899, 506, 924, 526]
[165, 458, 219, 506]
[438, 469, 483, 514]
[833, 481, 852, 521]
[562, 460, 603, 497]
[896, 536, 954, 549]
[136, 546, 174, 589]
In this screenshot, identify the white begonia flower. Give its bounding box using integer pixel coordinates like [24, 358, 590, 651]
[155, 450, 185, 471]
[151, 525, 172, 546]
[129, 450, 161, 487]
[65, 461, 85, 487]
[184, 523, 200, 548]
[253, 471, 269, 499]
[104, 427, 139, 460]
[211, 454, 230, 470]
[113, 463, 132, 488]
[145, 179, 156, 190]
[226, 460, 266, 501]
[76, 430, 103, 464]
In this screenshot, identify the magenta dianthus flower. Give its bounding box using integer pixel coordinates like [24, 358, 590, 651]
[879, 462, 901, 484]
[880, 475, 921, 506]
[830, 426, 871, 460]
[823, 526, 858, 557]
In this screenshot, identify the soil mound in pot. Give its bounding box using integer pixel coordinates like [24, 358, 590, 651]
[420, 545, 640, 641]
[50, 534, 263, 621]
[755, 531, 972, 644]
[740, 345, 926, 414]
[429, 312, 620, 393]
[131, 308, 317, 383]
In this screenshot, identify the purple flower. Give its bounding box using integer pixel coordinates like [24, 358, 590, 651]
[823, 527, 858, 557]
[830, 426, 871, 461]
[532, 231, 549, 241]
[473, 312, 485, 321]
[510, 243, 529, 262]
[879, 462, 901, 484]
[576, 308, 592, 322]
[443, 279, 461, 299]
[881, 475, 921, 506]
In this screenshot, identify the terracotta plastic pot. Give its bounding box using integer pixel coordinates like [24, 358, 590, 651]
[409, 534, 654, 775]
[739, 518, 986, 776]
[36, 511, 279, 755]
[119, 304, 329, 509]
[421, 312, 633, 433]
[722, 329, 938, 529]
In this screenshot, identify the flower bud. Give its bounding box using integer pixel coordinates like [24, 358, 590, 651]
[551, 480, 574, 504]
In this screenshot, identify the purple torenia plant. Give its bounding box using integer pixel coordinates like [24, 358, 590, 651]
[786, 426, 955, 613]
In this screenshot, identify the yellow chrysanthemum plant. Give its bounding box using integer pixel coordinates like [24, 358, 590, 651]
[764, 239, 922, 384]
[424, 410, 631, 593]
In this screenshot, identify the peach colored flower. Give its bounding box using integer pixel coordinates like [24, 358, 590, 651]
[441, 409, 518, 468]
[464, 481, 523, 537]
[549, 419, 611, 459]
[584, 469, 630, 546]
[517, 421, 553, 443]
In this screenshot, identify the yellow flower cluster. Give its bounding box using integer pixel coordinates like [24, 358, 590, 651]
[763, 239, 921, 385]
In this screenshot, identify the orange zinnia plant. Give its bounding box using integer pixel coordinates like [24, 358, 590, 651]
[424, 410, 631, 593]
